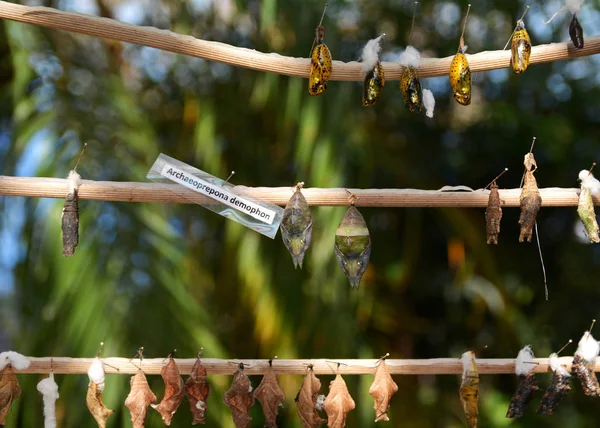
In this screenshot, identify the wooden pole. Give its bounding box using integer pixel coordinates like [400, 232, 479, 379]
[15, 356, 600, 375]
[0, 1, 597, 81]
[0, 176, 590, 207]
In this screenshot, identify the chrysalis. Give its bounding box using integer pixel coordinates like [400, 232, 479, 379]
[519, 153, 542, 243]
[569, 14, 584, 49]
[62, 170, 80, 256]
[506, 346, 539, 419]
[400, 65, 422, 113]
[485, 181, 503, 244]
[334, 205, 371, 289]
[459, 351, 479, 428]
[450, 5, 472, 106]
[572, 329, 600, 397]
[308, 6, 332, 96]
[536, 353, 571, 415]
[511, 20, 531, 74]
[0, 351, 30, 426]
[361, 35, 385, 107]
[577, 168, 600, 243]
[281, 184, 313, 269]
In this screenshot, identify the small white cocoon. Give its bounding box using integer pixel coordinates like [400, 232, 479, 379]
[361, 34, 385, 72]
[422, 89, 435, 118]
[515, 345, 535, 375]
[575, 331, 600, 361]
[566, 0, 584, 13]
[67, 170, 81, 193]
[0, 351, 31, 370]
[579, 170, 600, 194]
[549, 353, 571, 377]
[461, 351, 475, 376]
[37, 372, 59, 428]
[398, 45, 421, 68]
[87, 357, 106, 391]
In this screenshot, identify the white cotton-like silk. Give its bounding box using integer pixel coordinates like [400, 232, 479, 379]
[316, 394, 326, 411]
[575, 331, 599, 361]
[566, 0, 584, 13]
[37, 372, 59, 428]
[579, 170, 600, 194]
[515, 345, 535, 375]
[461, 351, 475, 377]
[549, 353, 571, 377]
[398, 45, 421, 68]
[422, 89, 435, 118]
[67, 170, 81, 193]
[87, 357, 105, 391]
[0, 351, 31, 370]
[361, 35, 384, 72]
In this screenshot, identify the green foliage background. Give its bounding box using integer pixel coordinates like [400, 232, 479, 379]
[1, 0, 600, 426]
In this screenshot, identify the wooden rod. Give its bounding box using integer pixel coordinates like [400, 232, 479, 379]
[0, 176, 590, 208]
[15, 356, 600, 375]
[0, 1, 598, 81]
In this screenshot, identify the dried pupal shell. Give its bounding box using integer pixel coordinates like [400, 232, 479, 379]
[536, 354, 571, 415]
[308, 26, 332, 96]
[572, 331, 600, 397]
[185, 358, 211, 425]
[334, 206, 371, 289]
[323, 374, 355, 428]
[459, 351, 479, 428]
[506, 346, 539, 419]
[400, 66, 423, 113]
[295, 368, 325, 428]
[224, 365, 254, 428]
[362, 61, 385, 107]
[519, 153, 541, 243]
[62, 170, 80, 256]
[253, 364, 285, 427]
[485, 181, 503, 244]
[125, 370, 157, 428]
[569, 14, 584, 49]
[281, 187, 313, 269]
[369, 359, 398, 422]
[86, 381, 114, 428]
[151, 357, 185, 425]
[0, 365, 21, 425]
[511, 20, 531, 74]
[449, 39, 471, 106]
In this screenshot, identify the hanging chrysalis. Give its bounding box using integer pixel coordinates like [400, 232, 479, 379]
[569, 14, 584, 48]
[484, 168, 508, 245]
[449, 6, 472, 106]
[0, 351, 30, 426]
[572, 324, 600, 397]
[577, 167, 600, 243]
[519, 151, 542, 243]
[185, 353, 211, 425]
[253, 360, 285, 427]
[308, 5, 332, 96]
[506, 346, 539, 419]
[510, 15, 532, 74]
[223, 364, 254, 428]
[369, 357, 398, 422]
[151, 352, 185, 426]
[399, 47, 423, 114]
[459, 351, 479, 428]
[295, 366, 326, 427]
[62, 144, 87, 256]
[361, 34, 385, 107]
[281, 183, 313, 269]
[37, 372, 59, 428]
[323, 374, 355, 428]
[334, 199, 371, 289]
[537, 340, 573, 415]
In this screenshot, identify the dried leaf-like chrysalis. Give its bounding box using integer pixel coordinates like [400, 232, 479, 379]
[459, 351, 479, 428]
[361, 35, 385, 107]
[449, 39, 471, 106]
[400, 66, 423, 113]
[86, 381, 113, 428]
[281, 187, 313, 269]
[506, 346, 539, 419]
[185, 358, 211, 425]
[511, 20, 531, 74]
[368, 359, 398, 422]
[537, 353, 571, 415]
[485, 181, 503, 244]
[577, 169, 600, 243]
[572, 331, 600, 397]
[324, 374, 355, 428]
[151, 357, 185, 425]
[125, 370, 157, 428]
[254, 364, 285, 427]
[569, 14, 584, 49]
[519, 154, 542, 243]
[0, 366, 21, 425]
[295, 368, 325, 428]
[62, 170, 81, 256]
[309, 26, 332, 96]
[334, 206, 371, 289]
[224, 365, 254, 428]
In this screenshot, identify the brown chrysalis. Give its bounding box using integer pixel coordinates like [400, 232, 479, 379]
[572, 329, 600, 397]
[519, 153, 542, 242]
[537, 353, 572, 415]
[62, 170, 80, 256]
[506, 346, 539, 419]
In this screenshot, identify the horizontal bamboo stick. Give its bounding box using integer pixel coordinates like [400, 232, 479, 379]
[0, 1, 597, 81]
[0, 176, 591, 207]
[14, 356, 600, 375]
